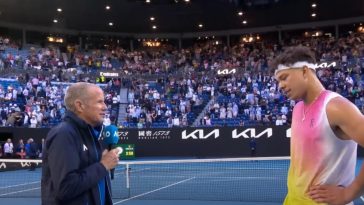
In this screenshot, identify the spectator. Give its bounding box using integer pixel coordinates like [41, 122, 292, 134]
[249, 138, 257, 157]
[15, 139, 25, 153]
[30, 115, 38, 128]
[27, 138, 38, 171]
[3, 138, 14, 158]
[275, 115, 283, 126]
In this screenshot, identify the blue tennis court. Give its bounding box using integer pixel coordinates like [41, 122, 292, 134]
[1, 157, 364, 205]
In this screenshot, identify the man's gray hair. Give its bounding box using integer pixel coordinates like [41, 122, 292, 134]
[64, 82, 99, 113]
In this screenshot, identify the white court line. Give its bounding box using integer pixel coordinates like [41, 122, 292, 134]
[134, 176, 279, 179]
[113, 177, 195, 204]
[0, 187, 40, 196]
[115, 167, 150, 172]
[117, 156, 290, 165]
[360, 196, 364, 202]
[0, 181, 40, 189]
[114, 168, 150, 176]
[126, 167, 285, 171]
[201, 177, 281, 182]
[224, 167, 285, 170]
[126, 175, 187, 178]
[0, 168, 148, 190]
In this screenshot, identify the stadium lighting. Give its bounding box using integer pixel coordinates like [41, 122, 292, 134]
[198, 24, 203, 28]
[358, 26, 364, 33]
[238, 11, 243, 16]
[312, 3, 317, 8]
[242, 20, 247, 24]
[105, 5, 111, 10]
[146, 0, 151, 3]
[152, 25, 157, 29]
[150, 16, 155, 21]
[109, 22, 113, 26]
[311, 13, 316, 17]
[57, 8, 62, 12]
[53, 19, 58, 23]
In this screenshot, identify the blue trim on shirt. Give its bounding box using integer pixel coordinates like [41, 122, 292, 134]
[90, 126, 106, 205]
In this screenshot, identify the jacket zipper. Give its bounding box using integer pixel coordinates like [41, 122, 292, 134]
[88, 126, 111, 204]
[98, 126, 112, 204]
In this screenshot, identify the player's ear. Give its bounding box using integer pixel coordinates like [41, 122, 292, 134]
[302, 66, 309, 78]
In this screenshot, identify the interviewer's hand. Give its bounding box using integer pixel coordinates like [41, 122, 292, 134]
[100, 149, 119, 170]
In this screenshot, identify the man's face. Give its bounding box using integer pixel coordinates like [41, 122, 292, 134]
[275, 68, 307, 101]
[78, 86, 107, 127]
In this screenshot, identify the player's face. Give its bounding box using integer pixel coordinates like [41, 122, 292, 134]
[275, 68, 306, 100]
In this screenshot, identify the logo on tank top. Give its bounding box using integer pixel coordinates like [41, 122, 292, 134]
[310, 119, 315, 128]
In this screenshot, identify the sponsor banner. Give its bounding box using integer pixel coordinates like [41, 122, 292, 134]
[315, 62, 337, 69]
[117, 130, 130, 141]
[216, 68, 237, 75]
[117, 144, 135, 159]
[118, 126, 291, 157]
[0, 161, 41, 172]
[99, 72, 119, 77]
[137, 130, 171, 140]
[3, 126, 364, 158]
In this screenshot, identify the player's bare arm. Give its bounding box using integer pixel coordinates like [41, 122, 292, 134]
[308, 97, 364, 205]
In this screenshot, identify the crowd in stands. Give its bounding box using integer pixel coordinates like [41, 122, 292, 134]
[0, 31, 364, 128]
[124, 32, 364, 127]
[0, 75, 121, 128]
[124, 75, 212, 128]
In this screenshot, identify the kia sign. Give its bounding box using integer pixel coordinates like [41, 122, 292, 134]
[232, 128, 273, 139]
[315, 62, 336, 69]
[217, 68, 237, 75]
[181, 128, 275, 139]
[182, 129, 219, 139]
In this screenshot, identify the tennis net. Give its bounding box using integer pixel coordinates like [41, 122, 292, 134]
[0, 157, 290, 203]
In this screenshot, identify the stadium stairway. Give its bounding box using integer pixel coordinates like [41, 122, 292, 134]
[192, 93, 222, 127]
[117, 88, 129, 126]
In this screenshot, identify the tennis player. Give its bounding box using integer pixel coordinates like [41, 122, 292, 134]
[274, 46, 364, 205]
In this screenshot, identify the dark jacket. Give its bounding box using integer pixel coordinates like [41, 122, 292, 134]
[28, 141, 38, 158]
[41, 111, 112, 205]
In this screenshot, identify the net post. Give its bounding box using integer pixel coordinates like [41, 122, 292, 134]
[126, 163, 130, 198]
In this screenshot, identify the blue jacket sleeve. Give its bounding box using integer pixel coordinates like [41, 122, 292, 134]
[47, 127, 108, 200]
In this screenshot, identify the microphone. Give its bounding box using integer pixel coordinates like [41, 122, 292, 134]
[102, 125, 119, 180]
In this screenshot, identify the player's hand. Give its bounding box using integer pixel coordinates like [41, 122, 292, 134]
[308, 184, 351, 205]
[100, 149, 119, 170]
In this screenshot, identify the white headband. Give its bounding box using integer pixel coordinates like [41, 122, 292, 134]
[275, 61, 317, 75]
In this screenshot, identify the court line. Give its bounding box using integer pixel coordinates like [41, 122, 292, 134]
[0, 181, 40, 189]
[115, 167, 151, 172]
[114, 168, 150, 176]
[360, 196, 364, 202]
[0, 187, 40, 196]
[117, 156, 290, 165]
[125, 167, 285, 171]
[0, 168, 148, 190]
[113, 177, 196, 204]
[224, 167, 285, 170]
[131, 176, 280, 179]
